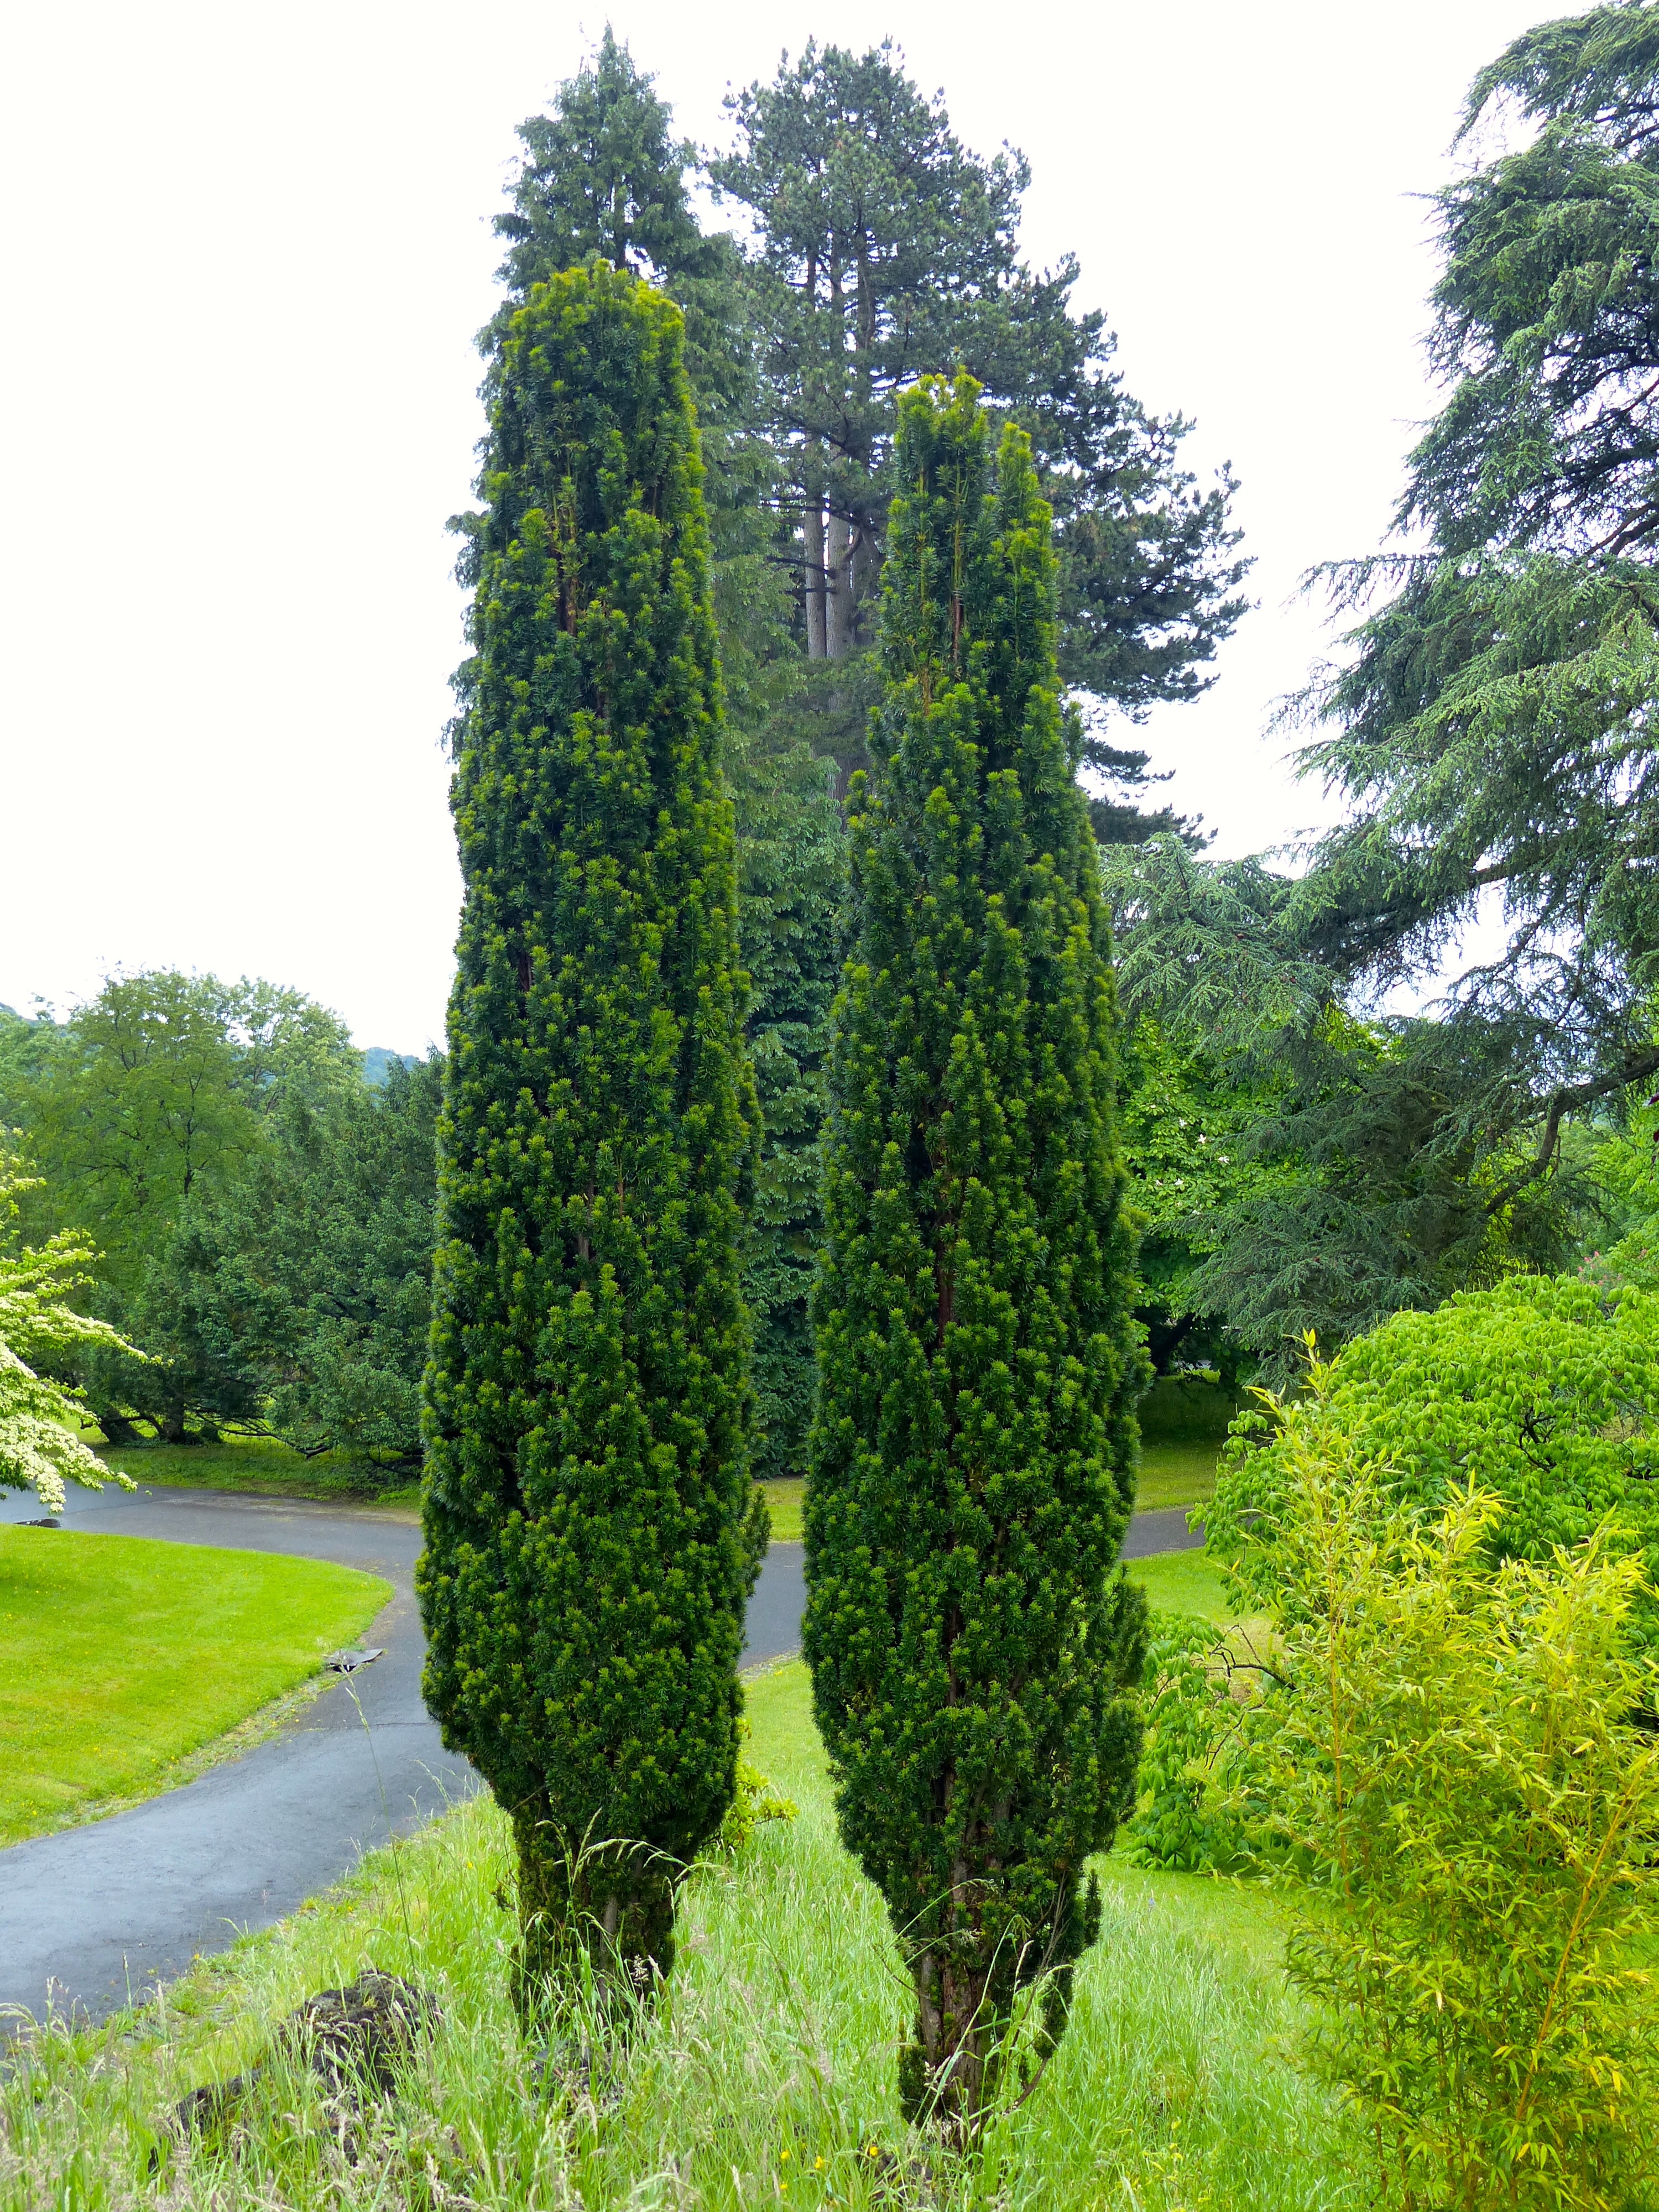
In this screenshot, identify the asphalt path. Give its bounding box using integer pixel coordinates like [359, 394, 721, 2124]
[0, 1479, 1201, 2027]
[0, 1481, 474, 2030]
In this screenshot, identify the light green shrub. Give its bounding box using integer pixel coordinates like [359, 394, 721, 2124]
[0, 1147, 139, 1511]
[1208, 1277, 1659, 1647]
[1124, 1613, 1246, 1875]
[716, 1715, 797, 1853]
[1238, 1355, 1659, 2210]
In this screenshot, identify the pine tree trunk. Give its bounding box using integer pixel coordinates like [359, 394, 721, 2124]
[806, 499, 828, 658]
[826, 511, 857, 658]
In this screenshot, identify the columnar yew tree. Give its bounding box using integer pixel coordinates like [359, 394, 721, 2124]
[418, 262, 760, 2009]
[805, 373, 1147, 2132]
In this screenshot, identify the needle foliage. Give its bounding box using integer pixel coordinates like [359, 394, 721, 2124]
[805, 372, 1146, 2136]
[418, 261, 761, 2012]
[1100, 5, 1659, 1373]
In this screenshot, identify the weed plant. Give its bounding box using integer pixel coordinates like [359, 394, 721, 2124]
[0, 1665, 1349, 2211]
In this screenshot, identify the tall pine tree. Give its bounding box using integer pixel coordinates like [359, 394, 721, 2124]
[418, 262, 761, 2008]
[489, 30, 768, 611]
[805, 374, 1147, 2132]
[710, 39, 1246, 848]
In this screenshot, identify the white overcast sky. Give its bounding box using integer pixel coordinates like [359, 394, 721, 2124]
[0, 0, 1553, 1050]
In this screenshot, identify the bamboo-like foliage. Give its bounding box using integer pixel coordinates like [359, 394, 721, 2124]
[1246, 1353, 1659, 2209]
[805, 372, 1146, 2133]
[417, 262, 761, 2012]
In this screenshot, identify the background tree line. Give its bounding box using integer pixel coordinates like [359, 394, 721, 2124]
[0, 977, 439, 1462]
[15, 4, 1659, 1443]
[0, 32, 1247, 1464]
[1105, 0, 1659, 1378]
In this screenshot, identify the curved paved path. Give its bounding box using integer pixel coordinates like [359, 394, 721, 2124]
[0, 1481, 472, 2030]
[0, 1479, 1200, 2027]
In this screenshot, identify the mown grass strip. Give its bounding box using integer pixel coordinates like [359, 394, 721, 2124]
[0, 1528, 390, 1844]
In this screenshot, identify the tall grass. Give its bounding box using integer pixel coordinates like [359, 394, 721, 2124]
[0, 1665, 1354, 2210]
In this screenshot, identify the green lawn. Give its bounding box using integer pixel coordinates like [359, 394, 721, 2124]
[0, 1528, 390, 1844]
[89, 1433, 421, 1511]
[756, 1442, 1218, 1548]
[106, 1434, 1218, 1541]
[758, 1475, 805, 1540]
[3, 1658, 1342, 2210]
[1126, 1544, 1235, 1624]
[1135, 1434, 1222, 1511]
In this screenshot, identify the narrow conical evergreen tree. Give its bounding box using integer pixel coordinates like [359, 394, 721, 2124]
[805, 373, 1148, 2132]
[418, 261, 761, 2010]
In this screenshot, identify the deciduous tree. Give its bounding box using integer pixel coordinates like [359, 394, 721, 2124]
[0, 1150, 137, 1512]
[1209, 1276, 1659, 1650]
[0, 972, 361, 1439]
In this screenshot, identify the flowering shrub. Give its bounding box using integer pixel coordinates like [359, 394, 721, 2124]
[0, 1149, 139, 1512]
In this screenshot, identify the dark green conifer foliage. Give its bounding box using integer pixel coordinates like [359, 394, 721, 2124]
[731, 725, 844, 1480]
[488, 29, 764, 589]
[484, 37, 847, 1483]
[805, 374, 1147, 2132]
[418, 262, 761, 2009]
[493, 27, 706, 289]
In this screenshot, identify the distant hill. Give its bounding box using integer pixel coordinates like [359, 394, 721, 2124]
[362, 1046, 421, 1087]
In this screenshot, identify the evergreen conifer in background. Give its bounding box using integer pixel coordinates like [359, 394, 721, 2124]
[805, 374, 1147, 2133]
[486, 38, 843, 1481]
[418, 262, 761, 2011]
[488, 30, 769, 618]
[732, 726, 844, 1480]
